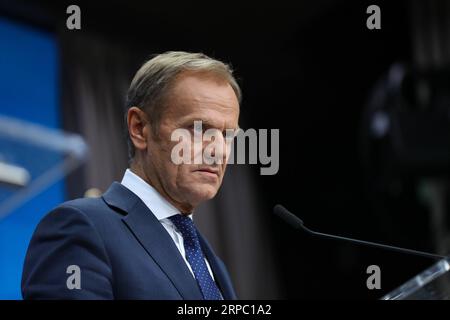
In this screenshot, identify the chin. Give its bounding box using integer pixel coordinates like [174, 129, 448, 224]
[188, 185, 219, 204]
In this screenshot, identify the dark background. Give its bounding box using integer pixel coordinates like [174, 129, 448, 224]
[2, 0, 449, 299]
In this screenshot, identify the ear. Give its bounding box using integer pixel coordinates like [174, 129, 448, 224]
[127, 107, 149, 153]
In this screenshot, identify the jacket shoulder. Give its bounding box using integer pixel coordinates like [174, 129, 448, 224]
[38, 196, 122, 234]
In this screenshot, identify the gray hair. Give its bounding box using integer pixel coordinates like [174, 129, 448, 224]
[125, 51, 241, 159]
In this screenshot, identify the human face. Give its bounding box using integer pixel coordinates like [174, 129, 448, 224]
[135, 72, 240, 213]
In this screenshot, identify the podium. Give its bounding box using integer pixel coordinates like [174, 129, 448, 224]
[382, 258, 450, 300]
[0, 115, 87, 220]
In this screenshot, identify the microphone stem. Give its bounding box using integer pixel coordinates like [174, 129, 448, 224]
[312, 230, 446, 260]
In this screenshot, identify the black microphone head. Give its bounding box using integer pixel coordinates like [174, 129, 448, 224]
[273, 204, 304, 230]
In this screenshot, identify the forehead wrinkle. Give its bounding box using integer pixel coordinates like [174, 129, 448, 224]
[163, 77, 240, 128]
[178, 114, 238, 130]
[185, 94, 238, 111]
[172, 78, 238, 104]
[172, 96, 239, 122]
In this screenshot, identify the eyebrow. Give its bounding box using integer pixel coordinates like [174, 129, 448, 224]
[180, 117, 239, 130]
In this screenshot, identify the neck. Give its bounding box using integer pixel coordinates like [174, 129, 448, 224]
[129, 161, 194, 215]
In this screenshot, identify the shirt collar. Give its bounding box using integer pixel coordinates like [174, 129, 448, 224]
[121, 168, 190, 221]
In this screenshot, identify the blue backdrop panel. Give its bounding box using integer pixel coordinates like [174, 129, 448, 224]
[0, 17, 63, 299]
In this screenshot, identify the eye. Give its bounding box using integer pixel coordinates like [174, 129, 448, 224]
[223, 130, 233, 139]
[193, 124, 203, 133]
[187, 123, 202, 133]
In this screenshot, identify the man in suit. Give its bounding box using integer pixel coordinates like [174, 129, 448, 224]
[21, 51, 241, 299]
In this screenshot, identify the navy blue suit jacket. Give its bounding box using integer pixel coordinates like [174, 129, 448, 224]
[21, 182, 237, 300]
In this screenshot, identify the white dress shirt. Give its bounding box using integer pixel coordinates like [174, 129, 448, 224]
[121, 169, 215, 280]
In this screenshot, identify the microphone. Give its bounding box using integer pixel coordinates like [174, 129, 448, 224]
[273, 204, 446, 260]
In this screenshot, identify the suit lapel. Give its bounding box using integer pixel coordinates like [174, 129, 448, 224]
[102, 182, 203, 300]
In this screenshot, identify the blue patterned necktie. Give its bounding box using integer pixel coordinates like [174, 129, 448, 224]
[169, 214, 223, 300]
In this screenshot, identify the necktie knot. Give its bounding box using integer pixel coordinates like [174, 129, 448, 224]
[169, 214, 196, 235]
[169, 214, 197, 241]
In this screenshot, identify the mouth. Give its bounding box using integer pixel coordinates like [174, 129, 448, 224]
[194, 167, 220, 178]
